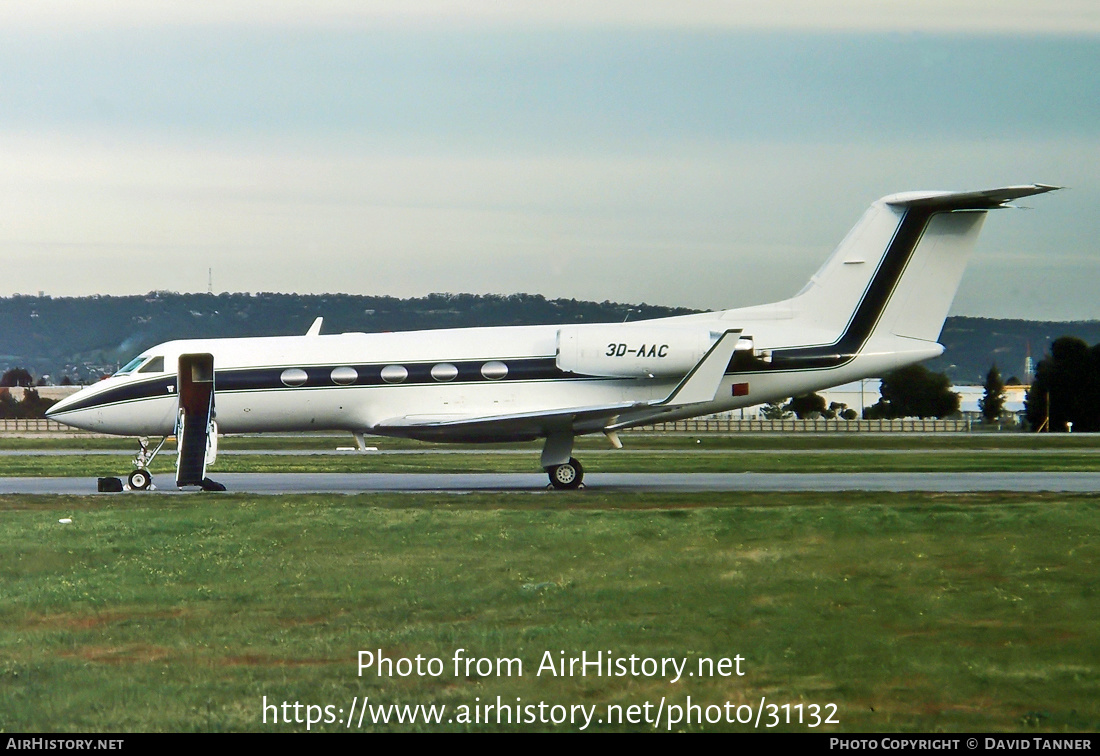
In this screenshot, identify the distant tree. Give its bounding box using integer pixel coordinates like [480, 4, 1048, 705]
[17, 388, 57, 418]
[840, 408, 859, 421]
[0, 389, 17, 418]
[0, 367, 33, 387]
[1025, 380, 1047, 431]
[865, 364, 960, 419]
[1025, 337, 1100, 432]
[760, 402, 793, 420]
[979, 364, 1006, 423]
[785, 393, 827, 419]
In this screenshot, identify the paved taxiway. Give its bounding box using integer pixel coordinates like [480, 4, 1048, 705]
[3, 472, 1100, 494]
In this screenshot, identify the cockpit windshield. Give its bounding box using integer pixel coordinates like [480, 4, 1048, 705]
[115, 355, 167, 376]
[114, 356, 148, 376]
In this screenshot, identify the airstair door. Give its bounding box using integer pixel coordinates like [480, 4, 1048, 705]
[176, 353, 215, 487]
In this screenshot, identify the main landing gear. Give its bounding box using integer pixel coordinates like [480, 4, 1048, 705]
[542, 431, 585, 489]
[546, 457, 584, 490]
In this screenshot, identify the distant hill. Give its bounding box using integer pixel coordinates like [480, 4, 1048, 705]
[0, 292, 1095, 386]
[927, 318, 1100, 385]
[0, 292, 696, 382]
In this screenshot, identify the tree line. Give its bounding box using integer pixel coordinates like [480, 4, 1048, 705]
[1024, 336, 1100, 432]
[0, 389, 57, 419]
[774, 335, 1100, 432]
[0, 368, 59, 418]
[768, 364, 964, 421]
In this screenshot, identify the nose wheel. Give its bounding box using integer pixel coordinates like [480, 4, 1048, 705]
[128, 468, 153, 491]
[547, 457, 584, 489]
[124, 436, 167, 491]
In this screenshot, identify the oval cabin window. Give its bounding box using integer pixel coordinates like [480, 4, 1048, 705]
[380, 365, 408, 384]
[330, 366, 358, 385]
[280, 368, 308, 387]
[480, 361, 508, 380]
[431, 363, 458, 382]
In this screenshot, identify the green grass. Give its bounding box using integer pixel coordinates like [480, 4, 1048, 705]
[3, 430, 1100, 478]
[1, 491, 1097, 732]
[4, 447, 1100, 477]
[7, 430, 1100, 451]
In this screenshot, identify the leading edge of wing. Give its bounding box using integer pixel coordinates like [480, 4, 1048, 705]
[373, 400, 649, 440]
[373, 330, 743, 437]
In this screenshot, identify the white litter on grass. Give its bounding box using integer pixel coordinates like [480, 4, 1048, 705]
[336, 446, 378, 452]
[58, 518, 72, 524]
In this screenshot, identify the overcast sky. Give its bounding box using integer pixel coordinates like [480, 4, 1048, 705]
[1, 1, 1097, 320]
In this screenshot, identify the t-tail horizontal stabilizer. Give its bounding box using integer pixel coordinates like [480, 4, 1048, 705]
[882, 184, 1059, 210]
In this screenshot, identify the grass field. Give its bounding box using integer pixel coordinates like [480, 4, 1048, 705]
[3, 431, 1100, 477]
[7, 430, 1100, 450]
[1, 484, 1098, 732]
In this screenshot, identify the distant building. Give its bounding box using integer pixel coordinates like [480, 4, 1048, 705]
[3, 386, 81, 402]
[954, 384, 1028, 423]
[713, 380, 1027, 422]
[715, 380, 882, 419]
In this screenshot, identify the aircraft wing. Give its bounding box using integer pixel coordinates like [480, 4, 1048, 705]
[373, 330, 743, 440]
[374, 400, 650, 440]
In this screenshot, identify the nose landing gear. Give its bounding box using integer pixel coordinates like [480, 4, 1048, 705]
[128, 468, 153, 491]
[124, 436, 167, 491]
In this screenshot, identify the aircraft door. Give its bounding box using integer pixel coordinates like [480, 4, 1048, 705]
[176, 353, 216, 487]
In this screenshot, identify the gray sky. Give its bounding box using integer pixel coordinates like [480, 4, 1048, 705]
[1, 2, 1097, 319]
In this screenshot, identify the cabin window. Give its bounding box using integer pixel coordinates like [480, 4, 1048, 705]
[431, 363, 458, 382]
[330, 366, 358, 385]
[138, 356, 165, 373]
[380, 365, 408, 384]
[481, 361, 508, 380]
[280, 368, 309, 387]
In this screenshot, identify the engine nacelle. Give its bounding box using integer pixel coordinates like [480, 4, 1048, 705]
[556, 325, 723, 378]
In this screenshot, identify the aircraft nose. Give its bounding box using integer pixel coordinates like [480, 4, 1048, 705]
[45, 389, 81, 418]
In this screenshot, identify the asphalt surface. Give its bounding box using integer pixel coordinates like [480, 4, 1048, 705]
[3, 471, 1100, 494]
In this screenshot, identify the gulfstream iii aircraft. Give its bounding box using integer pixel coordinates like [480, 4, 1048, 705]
[47, 184, 1057, 490]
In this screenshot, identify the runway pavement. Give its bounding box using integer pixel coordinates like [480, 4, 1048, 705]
[3, 471, 1100, 494]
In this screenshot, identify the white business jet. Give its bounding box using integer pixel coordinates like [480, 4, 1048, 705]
[47, 184, 1057, 490]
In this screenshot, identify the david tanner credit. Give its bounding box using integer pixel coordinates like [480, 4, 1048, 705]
[985, 739, 1091, 750]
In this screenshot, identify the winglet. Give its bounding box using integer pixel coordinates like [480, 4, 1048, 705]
[656, 329, 741, 407]
[306, 317, 323, 336]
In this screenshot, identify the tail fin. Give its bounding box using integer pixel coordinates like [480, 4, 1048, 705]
[788, 184, 1058, 350]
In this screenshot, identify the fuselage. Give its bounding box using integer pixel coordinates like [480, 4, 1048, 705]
[45, 310, 938, 440]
